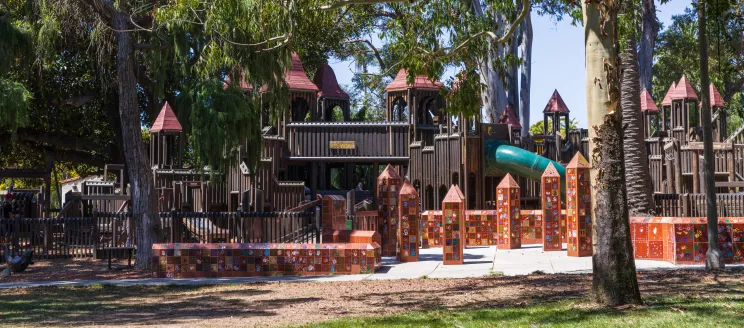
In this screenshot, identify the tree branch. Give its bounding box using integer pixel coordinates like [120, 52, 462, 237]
[3, 129, 110, 154]
[77, 0, 117, 22]
[319, 0, 409, 11]
[52, 91, 100, 108]
[421, 0, 531, 59]
[133, 43, 172, 51]
[345, 38, 386, 71]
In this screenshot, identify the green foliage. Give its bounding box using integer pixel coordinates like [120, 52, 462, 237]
[653, 5, 743, 130]
[0, 78, 31, 133]
[177, 79, 262, 179]
[0, 9, 33, 134]
[528, 118, 578, 137]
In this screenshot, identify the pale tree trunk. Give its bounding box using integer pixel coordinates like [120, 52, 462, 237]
[698, 0, 724, 270]
[469, 0, 508, 122]
[478, 51, 507, 123]
[638, 0, 657, 93]
[583, 0, 642, 306]
[519, 11, 533, 136]
[113, 13, 160, 271]
[621, 35, 655, 216]
[506, 12, 520, 109]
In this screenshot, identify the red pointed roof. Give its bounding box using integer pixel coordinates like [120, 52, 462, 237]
[257, 52, 319, 93]
[313, 64, 349, 99]
[497, 104, 522, 129]
[497, 174, 520, 189]
[399, 179, 418, 196]
[542, 163, 561, 177]
[708, 84, 725, 107]
[151, 102, 182, 132]
[567, 152, 590, 169]
[385, 69, 444, 92]
[661, 82, 676, 106]
[543, 90, 570, 114]
[442, 184, 465, 203]
[640, 88, 659, 112]
[672, 76, 697, 100]
[286, 52, 319, 92]
[378, 164, 401, 180]
[223, 72, 253, 92]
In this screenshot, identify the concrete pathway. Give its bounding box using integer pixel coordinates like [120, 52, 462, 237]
[1, 245, 738, 289]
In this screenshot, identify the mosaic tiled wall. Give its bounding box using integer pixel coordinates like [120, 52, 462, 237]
[520, 210, 543, 244]
[442, 185, 465, 265]
[421, 211, 442, 248]
[496, 174, 521, 249]
[542, 164, 562, 251]
[398, 181, 420, 262]
[151, 243, 382, 278]
[630, 217, 744, 264]
[566, 153, 592, 257]
[322, 230, 381, 246]
[466, 210, 498, 246]
[377, 165, 402, 256]
[322, 195, 347, 232]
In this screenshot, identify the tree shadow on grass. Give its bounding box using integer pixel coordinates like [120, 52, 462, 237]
[0, 284, 310, 326]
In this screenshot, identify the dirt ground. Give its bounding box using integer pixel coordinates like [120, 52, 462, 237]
[0, 257, 149, 282]
[1, 269, 743, 327]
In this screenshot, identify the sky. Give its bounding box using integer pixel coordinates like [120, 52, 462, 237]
[329, 0, 692, 129]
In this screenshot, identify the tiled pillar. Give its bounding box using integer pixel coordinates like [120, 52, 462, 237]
[542, 163, 562, 251]
[322, 195, 346, 234]
[496, 174, 521, 249]
[397, 180, 419, 262]
[377, 164, 402, 256]
[421, 211, 442, 248]
[566, 153, 592, 257]
[442, 185, 465, 265]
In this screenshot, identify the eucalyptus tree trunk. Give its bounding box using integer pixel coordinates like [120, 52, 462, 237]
[621, 35, 655, 216]
[468, 0, 508, 122]
[113, 13, 160, 271]
[638, 0, 657, 93]
[506, 16, 520, 109]
[582, 0, 642, 306]
[698, 0, 724, 270]
[519, 11, 533, 136]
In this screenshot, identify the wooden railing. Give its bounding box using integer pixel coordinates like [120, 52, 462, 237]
[348, 211, 378, 231]
[286, 122, 409, 160]
[0, 211, 318, 262]
[653, 194, 744, 217]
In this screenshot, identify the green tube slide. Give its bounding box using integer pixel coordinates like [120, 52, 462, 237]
[485, 144, 567, 193]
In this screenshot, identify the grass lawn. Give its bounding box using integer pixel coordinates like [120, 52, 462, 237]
[310, 295, 744, 327]
[0, 269, 742, 327]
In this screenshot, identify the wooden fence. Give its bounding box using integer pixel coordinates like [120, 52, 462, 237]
[653, 194, 744, 217]
[0, 211, 317, 262]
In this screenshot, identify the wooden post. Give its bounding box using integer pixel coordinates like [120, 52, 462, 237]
[442, 184, 465, 264]
[542, 164, 562, 251]
[692, 150, 700, 193]
[496, 174, 521, 249]
[674, 141, 684, 193]
[566, 153, 592, 257]
[666, 156, 676, 194]
[377, 164, 402, 256]
[397, 180, 419, 262]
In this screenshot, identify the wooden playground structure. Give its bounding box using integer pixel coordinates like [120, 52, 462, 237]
[3, 53, 744, 271]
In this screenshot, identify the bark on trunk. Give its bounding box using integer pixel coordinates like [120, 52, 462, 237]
[519, 11, 533, 137]
[583, 0, 642, 306]
[506, 11, 520, 110]
[698, 0, 724, 270]
[620, 35, 655, 216]
[638, 0, 657, 93]
[113, 13, 160, 271]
